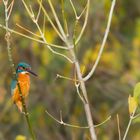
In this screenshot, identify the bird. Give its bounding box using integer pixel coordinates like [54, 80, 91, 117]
[11, 62, 37, 112]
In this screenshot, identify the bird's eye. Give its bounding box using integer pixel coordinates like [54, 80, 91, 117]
[22, 67, 25, 69]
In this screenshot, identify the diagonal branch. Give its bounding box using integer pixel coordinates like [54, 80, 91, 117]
[37, 0, 65, 41]
[21, 1, 73, 62]
[7, 0, 14, 20]
[0, 23, 69, 50]
[47, 0, 66, 40]
[83, 0, 116, 81]
[122, 107, 137, 140]
[36, 0, 42, 22]
[61, 0, 69, 36]
[16, 23, 41, 38]
[75, 0, 90, 45]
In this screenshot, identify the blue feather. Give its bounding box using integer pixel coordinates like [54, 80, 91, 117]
[11, 79, 17, 95]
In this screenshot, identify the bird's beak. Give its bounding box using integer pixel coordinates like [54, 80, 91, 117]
[27, 69, 38, 77]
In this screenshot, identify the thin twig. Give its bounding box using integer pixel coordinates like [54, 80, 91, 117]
[78, 5, 87, 20]
[35, 19, 73, 62]
[75, 83, 85, 103]
[45, 110, 111, 129]
[42, 13, 46, 34]
[122, 107, 137, 140]
[47, 0, 66, 40]
[75, 0, 89, 44]
[94, 116, 111, 128]
[3, 1, 36, 140]
[83, 0, 116, 81]
[61, 0, 69, 36]
[70, 0, 87, 20]
[132, 113, 140, 120]
[117, 114, 121, 140]
[36, 0, 42, 22]
[56, 74, 80, 82]
[37, 0, 65, 41]
[23, 2, 73, 62]
[69, 0, 78, 18]
[7, 0, 14, 20]
[16, 23, 41, 38]
[0, 23, 69, 50]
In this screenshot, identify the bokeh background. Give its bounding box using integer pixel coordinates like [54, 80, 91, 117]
[0, 0, 140, 140]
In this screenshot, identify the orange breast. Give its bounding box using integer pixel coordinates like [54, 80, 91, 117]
[12, 73, 30, 102]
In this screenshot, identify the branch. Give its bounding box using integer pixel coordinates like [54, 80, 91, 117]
[61, 0, 69, 36]
[45, 109, 111, 129]
[75, 83, 86, 103]
[0, 23, 69, 50]
[70, 0, 87, 20]
[132, 112, 140, 120]
[56, 74, 80, 82]
[47, 0, 66, 40]
[69, 0, 78, 18]
[117, 114, 121, 140]
[75, 0, 90, 45]
[16, 23, 41, 38]
[7, 0, 14, 20]
[37, 0, 65, 41]
[2, 1, 36, 139]
[122, 107, 137, 140]
[83, 0, 116, 81]
[21, 0, 73, 63]
[36, 0, 42, 22]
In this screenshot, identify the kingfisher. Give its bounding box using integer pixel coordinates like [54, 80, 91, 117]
[11, 62, 37, 112]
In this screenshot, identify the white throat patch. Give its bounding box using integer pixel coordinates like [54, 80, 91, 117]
[21, 71, 29, 74]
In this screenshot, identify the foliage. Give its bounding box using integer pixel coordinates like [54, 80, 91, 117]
[0, 0, 140, 140]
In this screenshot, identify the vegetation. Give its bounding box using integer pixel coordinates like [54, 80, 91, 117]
[0, 0, 140, 140]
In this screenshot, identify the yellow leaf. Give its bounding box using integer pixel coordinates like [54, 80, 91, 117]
[15, 135, 26, 140]
[128, 95, 138, 115]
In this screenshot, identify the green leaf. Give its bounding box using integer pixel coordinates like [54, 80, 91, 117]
[134, 82, 140, 103]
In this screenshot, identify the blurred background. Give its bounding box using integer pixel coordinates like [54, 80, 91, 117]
[0, 0, 140, 140]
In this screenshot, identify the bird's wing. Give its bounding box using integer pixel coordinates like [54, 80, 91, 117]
[11, 79, 17, 95]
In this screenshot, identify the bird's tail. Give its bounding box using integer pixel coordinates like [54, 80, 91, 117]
[16, 101, 22, 112]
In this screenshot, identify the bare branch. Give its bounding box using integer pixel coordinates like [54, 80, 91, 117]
[16, 23, 41, 38]
[36, 0, 42, 22]
[42, 12, 46, 34]
[47, 0, 66, 40]
[21, 0, 33, 19]
[7, 0, 14, 20]
[45, 110, 111, 129]
[122, 107, 137, 140]
[75, 0, 90, 44]
[37, 0, 65, 41]
[21, 0, 74, 62]
[83, 0, 116, 81]
[34, 19, 73, 63]
[132, 113, 140, 120]
[61, 0, 69, 36]
[78, 4, 87, 20]
[69, 0, 78, 18]
[75, 83, 85, 103]
[70, 0, 87, 20]
[117, 114, 121, 140]
[0, 24, 69, 50]
[46, 109, 89, 129]
[56, 74, 80, 82]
